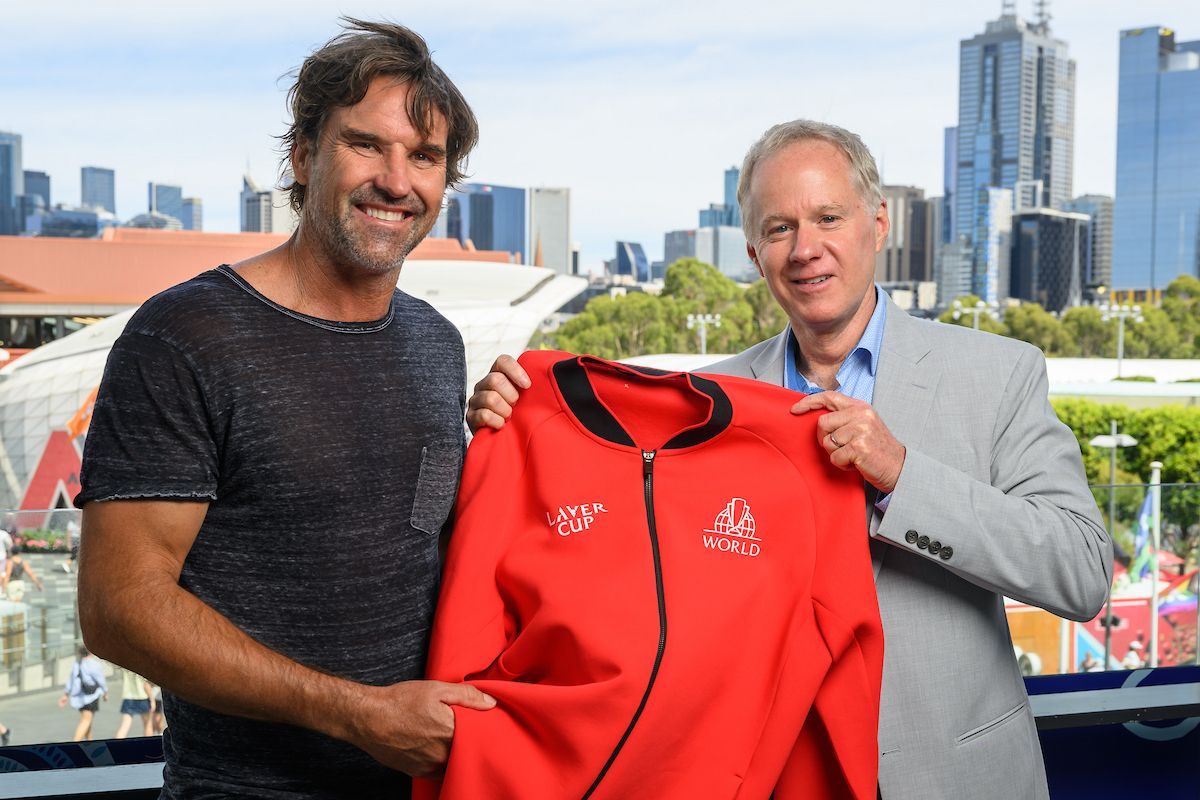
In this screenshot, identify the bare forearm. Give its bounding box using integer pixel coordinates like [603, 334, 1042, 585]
[80, 573, 360, 741]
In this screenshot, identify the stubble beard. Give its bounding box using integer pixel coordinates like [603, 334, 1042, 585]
[307, 187, 432, 276]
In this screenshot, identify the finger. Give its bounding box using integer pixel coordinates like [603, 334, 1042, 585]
[466, 408, 505, 434]
[472, 373, 521, 407]
[439, 682, 497, 710]
[492, 354, 530, 389]
[468, 389, 514, 419]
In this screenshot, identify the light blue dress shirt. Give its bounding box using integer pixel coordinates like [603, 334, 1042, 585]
[784, 284, 887, 402]
[783, 284, 891, 510]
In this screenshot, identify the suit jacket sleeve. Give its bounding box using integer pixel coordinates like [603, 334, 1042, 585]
[876, 344, 1112, 621]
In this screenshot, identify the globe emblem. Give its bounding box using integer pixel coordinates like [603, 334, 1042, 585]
[711, 498, 758, 539]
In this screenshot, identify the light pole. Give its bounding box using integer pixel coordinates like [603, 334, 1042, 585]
[951, 299, 999, 330]
[1099, 303, 1143, 378]
[687, 313, 721, 355]
[1089, 420, 1138, 668]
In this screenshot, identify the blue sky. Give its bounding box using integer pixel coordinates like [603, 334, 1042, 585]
[3, 1, 1199, 271]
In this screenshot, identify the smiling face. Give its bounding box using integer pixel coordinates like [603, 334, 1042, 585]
[745, 139, 888, 340]
[291, 76, 449, 276]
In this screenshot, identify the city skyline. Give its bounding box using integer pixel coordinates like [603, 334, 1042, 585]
[3, 1, 1199, 271]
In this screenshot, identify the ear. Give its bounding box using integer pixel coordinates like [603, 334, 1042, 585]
[874, 198, 890, 254]
[746, 241, 765, 278]
[291, 138, 312, 187]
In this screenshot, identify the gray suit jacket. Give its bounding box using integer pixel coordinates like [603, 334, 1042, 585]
[705, 296, 1112, 800]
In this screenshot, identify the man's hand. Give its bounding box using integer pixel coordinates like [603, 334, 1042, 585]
[792, 391, 906, 493]
[466, 355, 529, 433]
[342, 680, 496, 778]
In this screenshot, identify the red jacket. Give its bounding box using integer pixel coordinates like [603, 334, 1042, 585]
[416, 351, 883, 799]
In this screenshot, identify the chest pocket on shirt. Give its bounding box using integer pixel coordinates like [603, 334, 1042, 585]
[411, 444, 463, 536]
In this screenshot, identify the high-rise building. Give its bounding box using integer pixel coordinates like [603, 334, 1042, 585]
[664, 229, 697, 267]
[1112, 26, 1200, 289]
[955, 8, 1075, 292]
[1064, 194, 1112, 288]
[698, 166, 741, 229]
[149, 182, 184, 224]
[448, 183, 526, 259]
[875, 186, 933, 284]
[23, 170, 49, 209]
[614, 241, 650, 282]
[939, 238, 976, 306]
[38, 205, 119, 238]
[971, 187, 1013, 305]
[240, 175, 295, 234]
[0, 131, 23, 235]
[942, 127, 957, 244]
[696, 226, 755, 282]
[180, 197, 203, 231]
[81, 166, 116, 214]
[528, 187, 571, 274]
[1011, 208, 1090, 312]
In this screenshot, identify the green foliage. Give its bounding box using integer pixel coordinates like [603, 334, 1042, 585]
[937, 295, 1007, 335]
[1004, 303, 1073, 355]
[1114, 375, 1157, 382]
[1060, 306, 1111, 357]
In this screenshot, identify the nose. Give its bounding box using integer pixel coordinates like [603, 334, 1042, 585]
[374, 149, 414, 200]
[789, 222, 823, 264]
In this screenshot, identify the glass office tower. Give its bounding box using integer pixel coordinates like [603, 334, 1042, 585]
[1112, 26, 1200, 289]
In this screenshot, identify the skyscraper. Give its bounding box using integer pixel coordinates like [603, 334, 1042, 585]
[149, 182, 184, 224]
[0, 131, 23, 235]
[955, 7, 1075, 293]
[81, 166, 116, 214]
[971, 187, 1013, 305]
[1011, 208, 1090, 312]
[875, 186, 933, 284]
[180, 197, 203, 231]
[696, 226, 754, 282]
[448, 183, 526, 259]
[1064, 194, 1112, 288]
[698, 166, 741, 229]
[23, 170, 50, 209]
[528, 187, 571, 274]
[664, 229, 697, 266]
[614, 242, 650, 282]
[240, 175, 295, 234]
[1112, 26, 1200, 289]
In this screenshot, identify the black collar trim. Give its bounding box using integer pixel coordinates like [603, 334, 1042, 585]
[552, 356, 732, 449]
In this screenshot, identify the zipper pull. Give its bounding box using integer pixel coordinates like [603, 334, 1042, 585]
[642, 449, 656, 477]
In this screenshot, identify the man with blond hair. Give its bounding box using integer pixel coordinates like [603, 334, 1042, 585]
[469, 119, 1112, 798]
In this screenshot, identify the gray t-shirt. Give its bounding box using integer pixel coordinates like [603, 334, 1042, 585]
[77, 266, 466, 799]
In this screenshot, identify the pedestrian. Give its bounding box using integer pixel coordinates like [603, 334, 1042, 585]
[4, 551, 45, 602]
[1122, 640, 1146, 669]
[0, 721, 11, 746]
[114, 669, 156, 738]
[58, 645, 107, 741]
[75, 18, 493, 799]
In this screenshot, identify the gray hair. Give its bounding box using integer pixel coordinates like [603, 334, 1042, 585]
[737, 119, 883, 239]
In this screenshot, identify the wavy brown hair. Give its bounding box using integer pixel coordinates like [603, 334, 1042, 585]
[279, 18, 478, 211]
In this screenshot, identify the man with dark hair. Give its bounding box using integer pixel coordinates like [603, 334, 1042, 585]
[77, 19, 492, 798]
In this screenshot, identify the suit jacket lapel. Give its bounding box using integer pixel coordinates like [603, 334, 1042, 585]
[750, 327, 790, 386]
[868, 298, 941, 578]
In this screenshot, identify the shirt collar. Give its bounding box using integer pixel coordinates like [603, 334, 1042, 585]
[786, 284, 887, 389]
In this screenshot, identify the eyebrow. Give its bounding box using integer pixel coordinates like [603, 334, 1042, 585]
[340, 128, 447, 157]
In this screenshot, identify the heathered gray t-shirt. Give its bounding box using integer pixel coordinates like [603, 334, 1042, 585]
[77, 265, 466, 799]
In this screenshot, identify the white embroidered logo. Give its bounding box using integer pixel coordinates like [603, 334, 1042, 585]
[702, 497, 761, 557]
[546, 502, 609, 537]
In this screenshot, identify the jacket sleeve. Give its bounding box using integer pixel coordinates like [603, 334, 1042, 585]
[876, 345, 1112, 621]
[777, 457, 883, 800]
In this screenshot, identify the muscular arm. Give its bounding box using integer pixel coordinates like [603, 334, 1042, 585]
[78, 499, 494, 776]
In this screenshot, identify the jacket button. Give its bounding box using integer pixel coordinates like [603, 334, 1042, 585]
[940, 545, 954, 561]
[917, 535, 930, 550]
[905, 530, 919, 544]
[928, 540, 942, 555]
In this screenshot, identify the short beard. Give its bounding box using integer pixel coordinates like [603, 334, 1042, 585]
[307, 187, 430, 275]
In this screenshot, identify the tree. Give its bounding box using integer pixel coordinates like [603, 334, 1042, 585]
[744, 279, 788, 343]
[1004, 303, 1072, 355]
[1060, 306, 1111, 357]
[554, 292, 676, 359]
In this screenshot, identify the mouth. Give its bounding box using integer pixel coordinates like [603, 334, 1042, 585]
[794, 275, 831, 286]
[360, 205, 415, 223]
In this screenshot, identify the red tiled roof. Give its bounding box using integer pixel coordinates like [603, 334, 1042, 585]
[0, 230, 521, 305]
